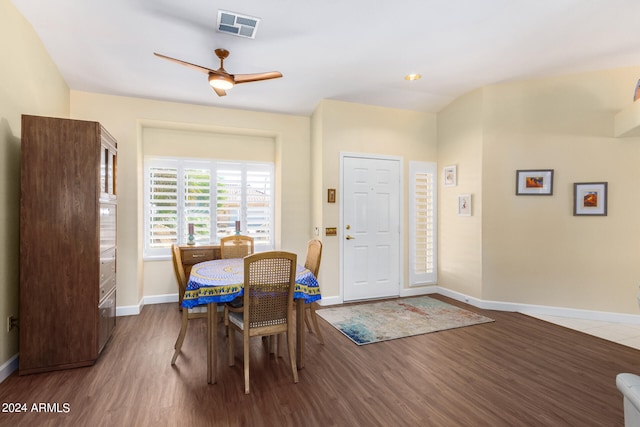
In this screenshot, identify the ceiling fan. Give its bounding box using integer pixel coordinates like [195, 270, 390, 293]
[154, 48, 282, 97]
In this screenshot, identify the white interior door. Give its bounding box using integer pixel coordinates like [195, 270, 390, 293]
[342, 156, 400, 301]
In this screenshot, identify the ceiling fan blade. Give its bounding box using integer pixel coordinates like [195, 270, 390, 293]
[153, 52, 214, 74]
[233, 71, 283, 84]
[212, 86, 227, 97]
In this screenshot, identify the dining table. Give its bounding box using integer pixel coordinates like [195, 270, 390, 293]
[182, 257, 321, 384]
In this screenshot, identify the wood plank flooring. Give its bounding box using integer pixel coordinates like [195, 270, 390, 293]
[0, 295, 638, 426]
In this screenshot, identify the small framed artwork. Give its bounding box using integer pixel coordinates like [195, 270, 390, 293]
[574, 182, 607, 216]
[458, 194, 472, 216]
[634, 79, 640, 102]
[443, 165, 457, 187]
[327, 188, 336, 203]
[516, 169, 554, 195]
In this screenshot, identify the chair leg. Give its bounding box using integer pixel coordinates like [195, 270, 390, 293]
[304, 307, 313, 333]
[243, 332, 251, 394]
[228, 328, 235, 367]
[281, 333, 286, 357]
[171, 309, 189, 365]
[287, 328, 299, 384]
[263, 335, 271, 354]
[223, 306, 230, 338]
[309, 302, 324, 345]
[269, 334, 281, 357]
[263, 335, 282, 356]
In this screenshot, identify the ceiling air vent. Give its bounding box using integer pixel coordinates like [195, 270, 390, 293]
[217, 10, 260, 39]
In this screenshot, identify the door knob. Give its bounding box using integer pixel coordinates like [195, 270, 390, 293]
[346, 235, 355, 240]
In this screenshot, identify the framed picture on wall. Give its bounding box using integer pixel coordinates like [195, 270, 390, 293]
[516, 169, 554, 195]
[574, 182, 607, 216]
[458, 194, 471, 216]
[443, 165, 457, 187]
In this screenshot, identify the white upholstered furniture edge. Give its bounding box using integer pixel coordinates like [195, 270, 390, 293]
[617, 373, 640, 427]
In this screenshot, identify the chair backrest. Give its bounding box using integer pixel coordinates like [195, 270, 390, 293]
[304, 239, 322, 278]
[243, 251, 297, 329]
[171, 244, 187, 294]
[220, 235, 254, 259]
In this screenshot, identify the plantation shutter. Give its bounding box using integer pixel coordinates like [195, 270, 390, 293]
[246, 165, 273, 246]
[215, 165, 242, 241]
[183, 165, 212, 245]
[215, 163, 273, 247]
[409, 161, 437, 285]
[146, 163, 179, 255]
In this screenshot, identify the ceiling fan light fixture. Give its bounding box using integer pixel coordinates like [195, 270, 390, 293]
[208, 73, 234, 90]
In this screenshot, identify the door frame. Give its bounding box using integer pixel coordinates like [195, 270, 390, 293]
[339, 152, 404, 303]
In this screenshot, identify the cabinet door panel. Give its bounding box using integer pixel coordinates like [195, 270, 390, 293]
[100, 204, 117, 252]
[98, 289, 116, 353]
[100, 248, 117, 301]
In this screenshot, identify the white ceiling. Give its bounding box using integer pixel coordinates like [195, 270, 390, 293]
[11, 0, 640, 116]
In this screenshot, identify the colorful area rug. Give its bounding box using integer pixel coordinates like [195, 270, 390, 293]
[316, 296, 494, 345]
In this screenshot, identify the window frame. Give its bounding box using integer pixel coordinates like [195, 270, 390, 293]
[143, 156, 274, 260]
[409, 161, 437, 285]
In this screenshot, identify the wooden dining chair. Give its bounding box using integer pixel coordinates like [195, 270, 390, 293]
[220, 235, 254, 314]
[303, 239, 324, 344]
[171, 244, 188, 309]
[220, 235, 254, 259]
[225, 251, 299, 394]
[171, 243, 206, 365]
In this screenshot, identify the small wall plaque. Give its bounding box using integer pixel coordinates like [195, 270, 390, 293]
[325, 227, 337, 236]
[327, 188, 336, 203]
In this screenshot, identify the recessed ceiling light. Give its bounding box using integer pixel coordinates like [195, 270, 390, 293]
[405, 73, 421, 81]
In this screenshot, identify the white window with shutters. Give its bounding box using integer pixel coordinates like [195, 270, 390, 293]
[145, 159, 179, 256]
[183, 163, 212, 245]
[144, 157, 274, 259]
[215, 162, 274, 246]
[409, 161, 437, 285]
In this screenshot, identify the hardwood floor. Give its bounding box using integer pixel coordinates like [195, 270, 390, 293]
[0, 295, 638, 426]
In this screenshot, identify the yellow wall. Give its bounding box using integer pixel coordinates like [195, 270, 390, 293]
[439, 66, 640, 314]
[311, 100, 438, 301]
[0, 0, 70, 367]
[482, 68, 640, 313]
[142, 127, 275, 160]
[69, 91, 311, 308]
[437, 89, 484, 299]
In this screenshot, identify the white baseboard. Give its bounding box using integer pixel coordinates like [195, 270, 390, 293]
[400, 285, 438, 298]
[119, 289, 640, 325]
[116, 299, 143, 317]
[315, 295, 341, 306]
[314, 285, 640, 325]
[315, 285, 438, 307]
[116, 293, 177, 317]
[143, 293, 177, 306]
[437, 286, 640, 325]
[0, 354, 18, 383]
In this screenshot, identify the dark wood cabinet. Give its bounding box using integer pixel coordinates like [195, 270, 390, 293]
[19, 115, 117, 375]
